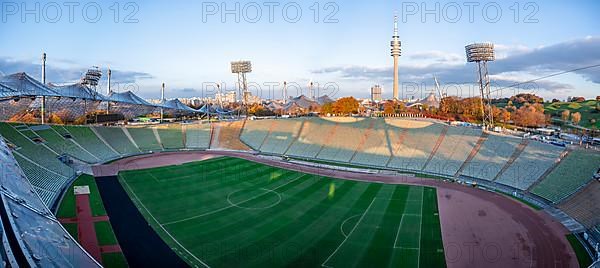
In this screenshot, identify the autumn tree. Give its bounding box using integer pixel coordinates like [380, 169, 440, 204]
[396, 102, 406, 113]
[532, 103, 545, 113]
[513, 104, 547, 127]
[332, 97, 359, 115]
[9, 112, 38, 123]
[321, 102, 334, 114]
[510, 93, 543, 104]
[571, 112, 582, 125]
[383, 101, 395, 115]
[247, 103, 261, 115]
[561, 110, 570, 121]
[74, 116, 87, 125]
[499, 108, 511, 127]
[48, 114, 64, 124]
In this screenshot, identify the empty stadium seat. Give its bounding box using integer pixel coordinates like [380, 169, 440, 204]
[317, 118, 372, 163]
[286, 118, 335, 158]
[350, 119, 392, 167]
[260, 119, 303, 155]
[496, 141, 564, 190]
[184, 123, 211, 149]
[32, 126, 99, 163]
[93, 126, 141, 155]
[558, 181, 600, 228]
[240, 119, 273, 150]
[424, 127, 482, 176]
[386, 119, 445, 171]
[157, 126, 184, 150]
[532, 150, 600, 202]
[461, 134, 521, 181]
[60, 125, 120, 161]
[127, 127, 162, 152]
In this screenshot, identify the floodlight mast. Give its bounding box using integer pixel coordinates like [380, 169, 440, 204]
[230, 61, 252, 118]
[466, 43, 495, 130]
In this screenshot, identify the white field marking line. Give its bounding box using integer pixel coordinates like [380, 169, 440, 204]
[226, 188, 282, 210]
[394, 188, 424, 250]
[339, 214, 361, 238]
[121, 178, 210, 268]
[321, 197, 377, 268]
[162, 174, 304, 226]
[396, 247, 420, 250]
[147, 172, 160, 183]
[393, 212, 406, 249]
[416, 188, 424, 268]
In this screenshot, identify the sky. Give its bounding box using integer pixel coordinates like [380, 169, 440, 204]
[0, 0, 599, 100]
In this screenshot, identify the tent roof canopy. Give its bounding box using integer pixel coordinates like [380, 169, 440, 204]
[0, 72, 60, 97]
[160, 99, 198, 112]
[108, 90, 155, 106]
[48, 82, 107, 101]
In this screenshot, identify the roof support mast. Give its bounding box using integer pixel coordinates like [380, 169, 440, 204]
[106, 68, 111, 114]
[161, 83, 165, 123]
[41, 53, 46, 124]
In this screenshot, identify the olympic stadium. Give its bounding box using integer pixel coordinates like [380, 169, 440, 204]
[0, 70, 599, 268]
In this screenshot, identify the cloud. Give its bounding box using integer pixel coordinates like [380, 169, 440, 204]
[494, 44, 531, 59]
[313, 36, 600, 97]
[494, 36, 600, 83]
[409, 50, 463, 63]
[489, 73, 575, 96]
[169, 88, 202, 98]
[108, 70, 153, 84]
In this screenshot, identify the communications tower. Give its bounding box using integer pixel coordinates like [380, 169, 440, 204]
[390, 15, 402, 100]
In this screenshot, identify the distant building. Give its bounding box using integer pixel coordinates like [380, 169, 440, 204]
[371, 85, 382, 102]
[216, 91, 237, 103]
[243, 91, 261, 104]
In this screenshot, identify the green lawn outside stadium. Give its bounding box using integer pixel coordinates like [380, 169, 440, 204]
[119, 157, 446, 267]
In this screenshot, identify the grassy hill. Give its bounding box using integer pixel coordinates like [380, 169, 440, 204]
[544, 100, 600, 129]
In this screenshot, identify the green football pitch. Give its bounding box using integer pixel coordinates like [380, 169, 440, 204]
[119, 156, 446, 267]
